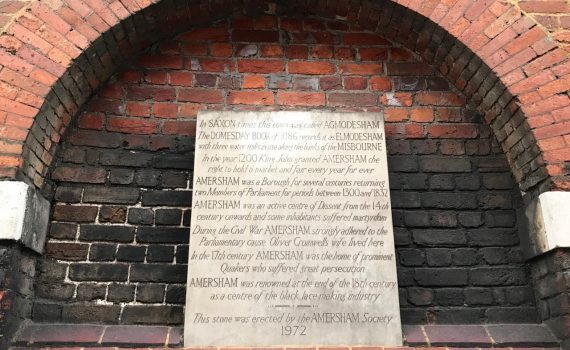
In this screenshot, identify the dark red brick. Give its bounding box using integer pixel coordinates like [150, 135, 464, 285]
[52, 167, 106, 183]
[343, 33, 390, 45]
[232, 30, 280, 42]
[178, 89, 223, 103]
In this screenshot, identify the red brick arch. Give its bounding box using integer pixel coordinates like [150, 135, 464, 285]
[0, 0, 568, 193]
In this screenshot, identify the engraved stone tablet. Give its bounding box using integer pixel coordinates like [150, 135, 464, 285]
[185, 111, 402, 347]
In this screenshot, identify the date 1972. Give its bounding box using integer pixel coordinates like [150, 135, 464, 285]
[281, 325, 307, 336]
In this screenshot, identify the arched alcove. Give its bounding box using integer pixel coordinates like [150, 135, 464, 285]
[0, 0, 569, 347]
[35, 11, 537, 327]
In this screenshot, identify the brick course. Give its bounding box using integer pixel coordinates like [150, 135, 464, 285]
[531, 249, 570, 348]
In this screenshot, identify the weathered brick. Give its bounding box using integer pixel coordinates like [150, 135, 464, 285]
[154, 155, 194, 170]
[52, 205, 98, 222]
[46, 243, 88, 261]
[478, 193, 512, 209]
[237, 59, 285, 73]
[422, 192, 478, 209]
[458, 212, 484, 228]
[277, 92, 325, 106]
[420, 157, 472, 172]
[178, 89, 223, 103]
[62, 305, 121, 323]
[137, 284, 165, 303]
[147, 245, 175, 262]
[416, 92, 464, 106]
[242, 75, 265, 89]
[165, 285, 186, 304]
[232, 30, 279, 43]
[360, 47, 388, 61]
[99, 206, 127, 223]
[116, 245, 146, 262]
[468, 228, 519, 247]
[121, 305, 183, 324]
[343, 33, 389, 45]
[369, 76, 391, 91]
[178, 28, 228, 42]
[52, 167, 106, 183]
[292, 76, 319, 90]
[75, 283, 107, 301]
[415, 268, 469, 286]
[108, 284, 135, 302]
[109, 169, 134, 185]
[471, 267, 528, 286]
[228, 91, 274, 105]
[79, 225, 135, 242]
[83, 187, 140, 204]
[413, 229, 467, 247]
[162, 172, 188, 188]
[387, 63, 434, 76]
[128, 208, 154, 225]
[339, 63, 382, 75]
[137, 54, 182, 69]
[288, 61, 336, 75]
[320, 77, 342, 90]
[49, 222, 77, 239]
[130, 264, 187, 283]
[452, 248, 479, 266]
[485, 211, 516, 227]
[54, 186, 83, 203]
[89, 243, 116, 261]
[100, 151, 153, 167]
[428, 124, 478, 138]
[398, 248, 425, 266]
[69, 263, 128, 281]
[127, 86, 175, 101]
[408, 287, 434, 306]
[141, 191, 192, 206]
[391, 192, 421, 208]
[137, 227, 189, 244]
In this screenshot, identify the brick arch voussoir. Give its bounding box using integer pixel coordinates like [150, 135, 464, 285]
[373, 0, 570, 193]
[0, 0, 568, 194]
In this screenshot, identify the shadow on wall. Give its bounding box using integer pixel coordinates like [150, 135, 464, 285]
[34, 13, 538, 327]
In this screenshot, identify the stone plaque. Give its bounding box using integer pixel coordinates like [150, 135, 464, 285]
[184, 111, 402, 347]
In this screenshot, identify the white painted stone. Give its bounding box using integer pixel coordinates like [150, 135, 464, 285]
[524, 191, 570, 258]
[0, 181, 50, 253]
[185, 111, 402, 347]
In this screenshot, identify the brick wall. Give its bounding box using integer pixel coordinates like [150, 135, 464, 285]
[0, 242, 36, 348]
[0, 0, 568, 196]
[515, 0, 570, 53]
[32, 15, 538, 325]
[531, 248, 570, 348]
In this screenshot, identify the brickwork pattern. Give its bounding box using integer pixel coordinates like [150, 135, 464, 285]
[0, 0, 567, 195]
[33, 15, 538, 326]
[514, 0, 570, 53]
[531, 248, 570, 349]
[0, 243, 36, 349]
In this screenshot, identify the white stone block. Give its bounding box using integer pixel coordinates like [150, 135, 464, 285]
[525, 191, 570, 258]
[0, 181, 50, 253]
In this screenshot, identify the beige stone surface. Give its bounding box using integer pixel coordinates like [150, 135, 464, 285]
[185, 111, 402, 347]
[524, 191, 570, 258]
